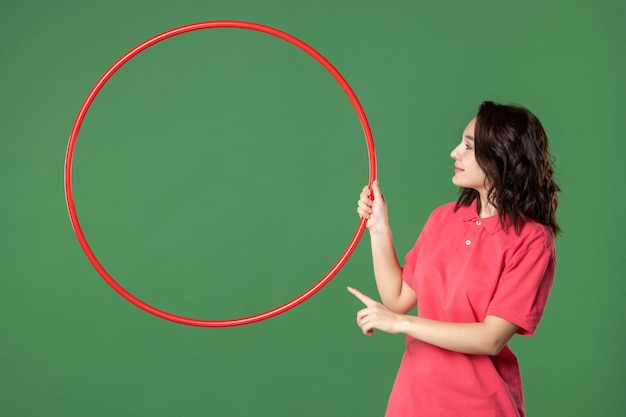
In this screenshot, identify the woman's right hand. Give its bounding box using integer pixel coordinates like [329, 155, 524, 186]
[357, 180, 390, 235]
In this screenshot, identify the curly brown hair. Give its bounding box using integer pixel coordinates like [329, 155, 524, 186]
[455, 101, 561, 236]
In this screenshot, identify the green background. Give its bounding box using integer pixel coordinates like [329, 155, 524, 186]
[2, 1, 624, 416]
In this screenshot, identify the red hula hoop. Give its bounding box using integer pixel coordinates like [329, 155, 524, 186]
[64, 20, 377, 327]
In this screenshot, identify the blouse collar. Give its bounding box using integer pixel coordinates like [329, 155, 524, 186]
[458, 200, 509, 235]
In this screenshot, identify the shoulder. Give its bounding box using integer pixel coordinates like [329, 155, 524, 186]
[429, 201, 462, 219]
[418, 201, 467, 238]
[514, 220, 554, 249]
[425, 201, 471, 225]
[433, 201, 458, 213]
[501, 219, 555, 260]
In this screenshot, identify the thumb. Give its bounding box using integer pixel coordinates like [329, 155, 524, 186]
[371, 179, 384, 203]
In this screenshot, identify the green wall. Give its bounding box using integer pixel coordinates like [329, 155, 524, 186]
[2, 1, 624, 416]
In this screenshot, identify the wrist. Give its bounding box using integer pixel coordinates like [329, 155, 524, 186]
[369, 223, 393, 239]
[395, 314, 414, 335]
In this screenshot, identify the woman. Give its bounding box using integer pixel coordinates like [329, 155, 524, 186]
[349, 101, 560, 417]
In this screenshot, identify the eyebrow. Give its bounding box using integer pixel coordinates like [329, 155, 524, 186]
[464, 134, 474, 141]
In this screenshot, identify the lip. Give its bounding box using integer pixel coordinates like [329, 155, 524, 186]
[454, 166, 464, 173]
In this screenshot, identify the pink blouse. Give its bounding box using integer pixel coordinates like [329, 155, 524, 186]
[386, 201, 555, 417]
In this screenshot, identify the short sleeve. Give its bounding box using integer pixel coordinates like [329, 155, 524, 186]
[485, 244, 556, 336]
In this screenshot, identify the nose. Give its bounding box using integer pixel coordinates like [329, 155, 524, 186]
[450, 143, 461, 160]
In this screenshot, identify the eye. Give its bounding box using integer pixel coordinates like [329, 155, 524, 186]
[465, 143, 473, 150]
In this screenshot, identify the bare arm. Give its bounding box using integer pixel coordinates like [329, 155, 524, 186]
[357, 181, 416, 314]
[348, 287, 519, 356]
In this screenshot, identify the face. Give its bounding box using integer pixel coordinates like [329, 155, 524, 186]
[450, 118, 488, 193]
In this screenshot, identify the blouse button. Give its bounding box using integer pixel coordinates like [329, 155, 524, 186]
[465, 239, 471, 245]
[476, 221, 481, 226]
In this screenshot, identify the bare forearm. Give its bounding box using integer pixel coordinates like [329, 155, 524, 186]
[356, 181, 414, 313]
[397, 315, 519, 356]
[369, 227, 404, 310]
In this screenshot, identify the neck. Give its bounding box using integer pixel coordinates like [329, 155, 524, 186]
[478, 192, 497, 218]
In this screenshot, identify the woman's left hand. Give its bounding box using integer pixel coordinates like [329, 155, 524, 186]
[347, 287, 407, 336]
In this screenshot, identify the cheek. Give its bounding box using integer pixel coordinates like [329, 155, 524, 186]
[469, 159, 487, 180]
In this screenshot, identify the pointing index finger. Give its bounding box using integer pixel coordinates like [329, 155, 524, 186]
[347, 286, 377, 307]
